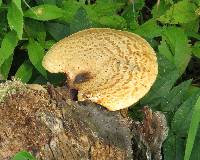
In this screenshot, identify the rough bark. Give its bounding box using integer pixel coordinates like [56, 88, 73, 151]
[0, 81, 133, 160]
[0, 80, 168, 160]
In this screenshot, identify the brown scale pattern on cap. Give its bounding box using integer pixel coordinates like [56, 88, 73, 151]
[42, 28, 158, 111]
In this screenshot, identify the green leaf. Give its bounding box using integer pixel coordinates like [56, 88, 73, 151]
[194, 0, 200, 6]
[162, 27, 191, 75]
[158, 0, 198, 24]
[24, 19, 46, 43]
[190, 133, 200, 160]
[172, 91, 200, 136]
[158, 39, 173, 63]
[184, 96, 200, 160]
[122, 4, 139, 31]
[0, 0, 2, 7]
[62, 0, 125, 25]
[0, 11, 8, 44]
[161, 80, 192, 113]
[99, 15, 127, 29]
[46, 22, 70, 41]
[24, 4, 64, 21]
[0, 31, 18, 67]
[192, 41, 200, 59]
[187, 86, 200, 98]
[7, 0, 23, 39]
[164, 0, 174, 4]
[44, 40, 56, 49]
[15, 60, 33, 83]
[89, 1, 124, 17]
[61, 0, 80, 22]
[0, 55, 13, 79]
[152, 0, 171, 18]
[12, 151, 36, 160]
[133, 0, 145, 11]
[163, 133, 185, 160]
[27, 39, 47, 78]
[181, 19, 200, 33]
[70, 7, 93, 34]
[133, 19, 162, 38]
[37, 0, 57, 5]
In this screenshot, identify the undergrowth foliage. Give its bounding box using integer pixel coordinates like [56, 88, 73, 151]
[0, 0, 200, 159]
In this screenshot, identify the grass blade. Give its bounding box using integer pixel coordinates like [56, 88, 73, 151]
[184, 96, 200, 160]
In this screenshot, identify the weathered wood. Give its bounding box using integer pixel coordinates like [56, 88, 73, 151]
[0, 80, 168, 160]
[0, 81, 133, 160]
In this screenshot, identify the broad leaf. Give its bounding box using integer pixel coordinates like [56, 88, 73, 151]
[0, 11, 9, 44]
[46, 22, 70, 41]
[0, 31, 18, 67]
[187, 86, 200, 98]
[62, 0, 125, 25]
[61, 0, 80, 22]
[163, 133, 185, 160]
[158, 39, 173, 63]
[133, 0, 145, 11]
[192, 41, 200, 58]
[15, 60, 33, 83]
[152, 0, 171, 18]
[24, 4, 64, 21]
[27, 39, 47, 78]
[158, 0, 198, 24]
[181, 19, 200, 33]
[88, 1, 124, 17]
[134, 19, 162, 38]
[7, 0, 23, 39]
[12, 151, 36, 160]
[24, 19, 46, 43]
[76, 1, 125, 27]
[44, 40, 56, 49]
[70, 7, 93, 34]
[162, 27, 191, 75]
[99, 15, 127, 29]
[37, 0, 57, 5]
[190, 133, 200, 160]
[172, 91, 200, 136]
[0, 55, 13, 79]
[184, 96, 200, 160]
[0, 0, 2, 6]
[122, 4, 139, 31]
[164, 0, 174, 4]
[161, 80, 192, 113]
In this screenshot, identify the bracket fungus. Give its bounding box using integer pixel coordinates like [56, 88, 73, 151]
[42, 28, 158, 111]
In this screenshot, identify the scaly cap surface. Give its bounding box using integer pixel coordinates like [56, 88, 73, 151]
[42, 28, 158, 111]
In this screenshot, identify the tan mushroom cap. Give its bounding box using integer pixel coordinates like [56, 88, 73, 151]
[42, 28, 158, 111]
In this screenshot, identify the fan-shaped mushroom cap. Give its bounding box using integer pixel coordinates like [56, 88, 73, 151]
[42, 28, 158, 111]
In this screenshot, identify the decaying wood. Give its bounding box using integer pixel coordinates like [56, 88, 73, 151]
[0, 80, 168, 160]
[131, 107, 168, 160]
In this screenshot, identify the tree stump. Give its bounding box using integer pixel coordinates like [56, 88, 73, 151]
[0, 80, 168, 160]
